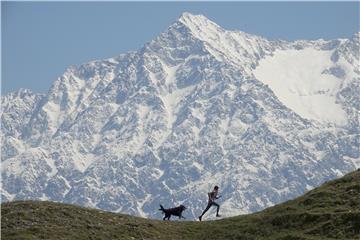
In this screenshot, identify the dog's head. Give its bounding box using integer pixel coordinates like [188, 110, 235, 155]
[179, 205, 186, 211]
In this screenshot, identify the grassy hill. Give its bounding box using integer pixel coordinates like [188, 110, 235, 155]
[2, 169, 360, 240]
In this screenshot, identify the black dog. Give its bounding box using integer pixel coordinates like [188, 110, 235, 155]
[159, 204, 186, 220]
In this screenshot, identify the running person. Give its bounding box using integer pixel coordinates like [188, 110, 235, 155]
[198, 185, 221, 221]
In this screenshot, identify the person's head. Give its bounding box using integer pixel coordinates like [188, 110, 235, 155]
[214, 186, 219, 191]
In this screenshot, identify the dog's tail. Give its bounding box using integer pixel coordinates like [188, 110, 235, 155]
[159, 204, 165, 213]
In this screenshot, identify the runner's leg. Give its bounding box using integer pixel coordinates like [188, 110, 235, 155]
[212, 202, 220, 215]
[200, 202, 212, 217]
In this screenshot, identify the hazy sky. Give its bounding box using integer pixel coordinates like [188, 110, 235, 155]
[2, 2, 359, 95]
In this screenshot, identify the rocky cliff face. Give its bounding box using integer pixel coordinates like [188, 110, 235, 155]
[1, 13, 359, 220]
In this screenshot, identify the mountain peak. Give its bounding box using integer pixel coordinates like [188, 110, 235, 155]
[177, 12, 222, 34]
[178, 12, 212, 23]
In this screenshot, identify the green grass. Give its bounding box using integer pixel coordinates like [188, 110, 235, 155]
[2, 169, 360, 240]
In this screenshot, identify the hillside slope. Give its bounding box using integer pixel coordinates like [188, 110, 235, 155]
[2, 169, 359, 240]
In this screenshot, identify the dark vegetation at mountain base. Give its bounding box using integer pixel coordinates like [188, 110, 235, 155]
[2, 169, 360, 240]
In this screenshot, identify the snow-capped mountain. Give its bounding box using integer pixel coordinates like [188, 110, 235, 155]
[1, 13, 359, 220]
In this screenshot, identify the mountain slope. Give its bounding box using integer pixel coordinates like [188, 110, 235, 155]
[2, 169, 360, 240]
[1, 12, 359, 219]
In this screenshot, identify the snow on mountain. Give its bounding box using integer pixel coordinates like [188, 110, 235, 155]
[253, 48, 352, 125]
[1, 13, 359, 220]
